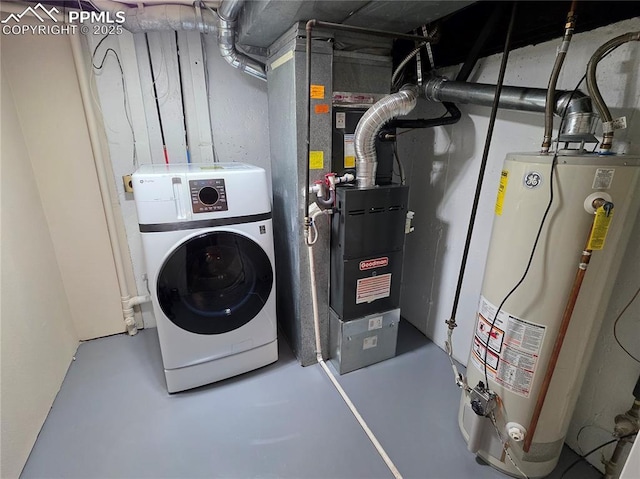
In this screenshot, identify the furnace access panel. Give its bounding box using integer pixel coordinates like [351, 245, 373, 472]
[330, 184, 409, 320]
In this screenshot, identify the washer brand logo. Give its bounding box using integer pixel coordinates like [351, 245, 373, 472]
[359, 257, 389, 271]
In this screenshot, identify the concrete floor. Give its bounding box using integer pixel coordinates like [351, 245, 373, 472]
[22, 321, 600, 479]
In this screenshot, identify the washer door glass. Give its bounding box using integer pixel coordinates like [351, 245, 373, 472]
[157, 231, 273, 335]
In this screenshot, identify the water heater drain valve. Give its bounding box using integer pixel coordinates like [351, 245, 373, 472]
[506, 422, 527, 442]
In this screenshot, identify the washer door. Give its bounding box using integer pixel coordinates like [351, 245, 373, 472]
[157, 231, 273, 335]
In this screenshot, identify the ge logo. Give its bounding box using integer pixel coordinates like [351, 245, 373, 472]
[524, 172, 542, 189]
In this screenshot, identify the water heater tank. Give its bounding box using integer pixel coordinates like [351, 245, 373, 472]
[459, 152, 640, 478]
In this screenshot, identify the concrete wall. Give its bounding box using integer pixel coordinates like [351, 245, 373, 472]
[0, 67, 78, 479]
[398, 18, 640, 470]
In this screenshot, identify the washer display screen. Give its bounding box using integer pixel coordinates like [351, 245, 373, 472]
[157, 231, 273, 335]
[190, 179, 228, 213]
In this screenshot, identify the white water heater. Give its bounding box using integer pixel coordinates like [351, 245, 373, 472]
[459, 152, 640, 478]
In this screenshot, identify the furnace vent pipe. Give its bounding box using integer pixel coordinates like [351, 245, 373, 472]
[423, 78, 593, 118]
[354, 85, 418, 188]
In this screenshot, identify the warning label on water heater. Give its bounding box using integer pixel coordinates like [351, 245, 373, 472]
[471, 296, 546, 398]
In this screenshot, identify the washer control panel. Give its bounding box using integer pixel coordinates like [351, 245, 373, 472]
[189, 179, 228, 213]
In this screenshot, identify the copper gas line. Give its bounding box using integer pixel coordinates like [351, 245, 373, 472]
[523, 198, 613, 452]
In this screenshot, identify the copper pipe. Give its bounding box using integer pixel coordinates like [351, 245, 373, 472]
[523, 233, 593, 452]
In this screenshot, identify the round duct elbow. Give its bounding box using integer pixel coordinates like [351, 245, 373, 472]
[217, 11, 266, 81]
[354, 85, 418, 188]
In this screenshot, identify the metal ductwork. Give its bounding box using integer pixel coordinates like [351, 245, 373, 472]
[90, 0, 266, 80]
[423, 78, 597, 140]
[217, 0, 266, 81]
[354, 85, 418, 188]
[90, 0, 217, 33]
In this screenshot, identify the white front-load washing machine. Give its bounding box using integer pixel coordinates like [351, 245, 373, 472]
[132, 163, 277, 392]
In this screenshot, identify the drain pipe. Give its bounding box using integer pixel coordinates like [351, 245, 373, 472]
[69, 32, 149, 335]
[306, 204, 403, 479]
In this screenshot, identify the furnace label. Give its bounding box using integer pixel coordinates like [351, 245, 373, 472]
[356, 274, 391, 304]
[310, 84, 325, 99]
[344, 134, 356, 168]
[471, 296, 546, 398]
[363, 336, 378, 350]
[309, 151, 324, 170]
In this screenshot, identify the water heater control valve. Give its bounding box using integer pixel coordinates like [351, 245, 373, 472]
[469, 382, 497, 417]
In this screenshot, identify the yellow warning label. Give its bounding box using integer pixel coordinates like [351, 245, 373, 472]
[495, 170, 509, 216]
[310, 85, 325, 99]
[587, 206, 614, 250]
[344, 156, 356, 168]
[309, 150, 324, 170]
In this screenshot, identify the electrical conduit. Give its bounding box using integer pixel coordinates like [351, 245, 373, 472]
[306, 205, 402, 479]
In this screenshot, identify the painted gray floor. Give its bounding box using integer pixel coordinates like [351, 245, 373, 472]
[22, 321, 600, 479]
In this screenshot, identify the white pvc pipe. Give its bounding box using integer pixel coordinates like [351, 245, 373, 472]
[306, 208, 403, 479]
[69, 32, 141, 335]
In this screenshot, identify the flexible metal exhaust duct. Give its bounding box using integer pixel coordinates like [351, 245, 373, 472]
[90, 0, 266, 80]
[354, 85, 418, 188]
[217, 0, 266, 81]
